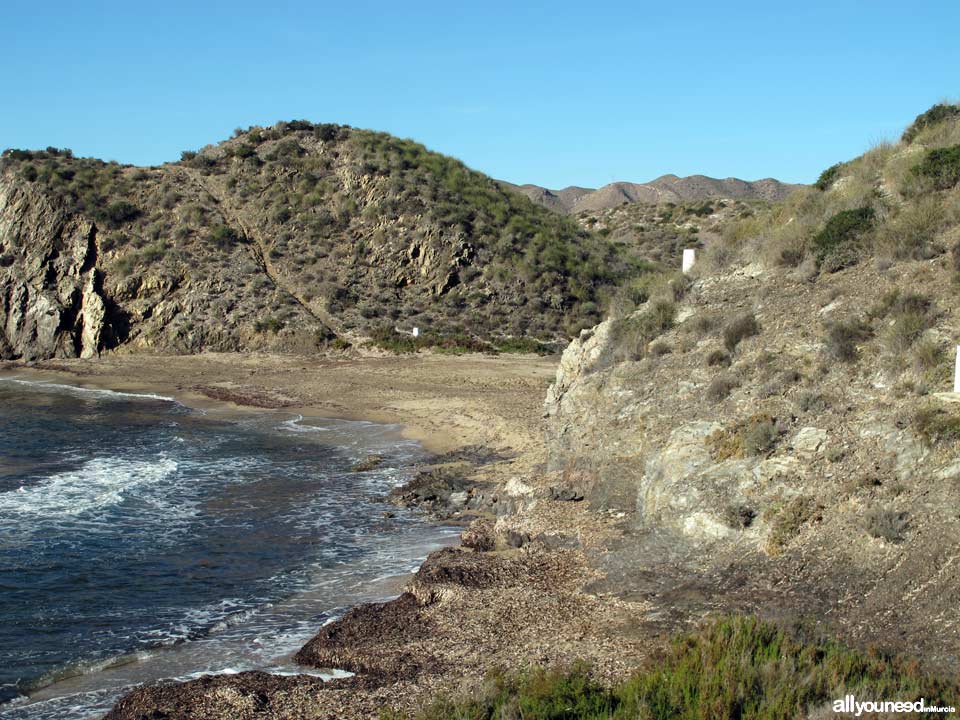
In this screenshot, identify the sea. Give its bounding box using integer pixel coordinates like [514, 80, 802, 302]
[0, 376, 458, 719]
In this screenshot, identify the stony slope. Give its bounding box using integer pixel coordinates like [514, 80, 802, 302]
[544, 103, 960, 666]
[0, 123, 640, 361]
[512, 174, 802, 213]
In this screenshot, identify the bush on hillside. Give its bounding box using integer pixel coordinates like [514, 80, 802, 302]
[100, 200, 140, 226]
[865, 508, 909, 543]
[723, 312, 760, 352]
[912, 145, 960, 190]
[814, 162, 842, 191]
[812, 207, 875, 271]
[612, 300, 676, 360]
[912, 406, 960, 446]
[874, 196, 945, 259]
[824, 318, 873, 363]
[208, 224, 243, 249]
[902, 103, 960, 143]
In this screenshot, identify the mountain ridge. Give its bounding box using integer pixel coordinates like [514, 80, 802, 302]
[504, 173, 804, 213]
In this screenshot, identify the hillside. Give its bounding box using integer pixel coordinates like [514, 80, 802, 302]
[510, 174, 802, 213]
[0, 123, 644, 361]
[544, 103, 960, 666]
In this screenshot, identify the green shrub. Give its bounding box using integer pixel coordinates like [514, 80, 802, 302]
[812, 207, 875, 271]
[495, 337, 555, 355]
[385, 616, 960, 720]
[902, 103, 960, 143]
[912, 145, 960, 190]
[208, 224, 243, 249]
[100, 200, 140, 226]
[814, 162, 842, 191]
[723, 312, 760, 352]
[254, 317, 285, 334]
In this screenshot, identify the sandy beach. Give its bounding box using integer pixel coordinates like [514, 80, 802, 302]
[4, 352, 557, 459]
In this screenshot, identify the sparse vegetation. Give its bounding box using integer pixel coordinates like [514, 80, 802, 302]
[254, 317, 285, 334]
[706, 373, 739, 403]
[384, 616, 960, 720]
[612, 300, 676, 360]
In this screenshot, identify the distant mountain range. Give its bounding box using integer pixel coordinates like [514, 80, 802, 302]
[502, 174, 804, 213]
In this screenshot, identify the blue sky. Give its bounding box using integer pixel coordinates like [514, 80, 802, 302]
[2, 1, 957, 188]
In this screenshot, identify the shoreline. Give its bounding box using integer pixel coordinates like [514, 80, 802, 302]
[0, 359, 484, 717]
[1, 351, 559, 456]
[4, 351, 654, 720]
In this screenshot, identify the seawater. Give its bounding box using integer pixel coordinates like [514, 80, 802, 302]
[0, 376, 458, 719]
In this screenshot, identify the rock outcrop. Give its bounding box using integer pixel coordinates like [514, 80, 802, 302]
[0, 178, 117, 360]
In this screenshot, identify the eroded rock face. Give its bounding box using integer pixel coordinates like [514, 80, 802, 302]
[0, 180, 116, 360]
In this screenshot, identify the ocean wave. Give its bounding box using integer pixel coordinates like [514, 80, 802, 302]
[0, 456, 179, 517]
[19, 651, 155, 695]
[276, 415, 330, 433]
[0, 377, 177, 403]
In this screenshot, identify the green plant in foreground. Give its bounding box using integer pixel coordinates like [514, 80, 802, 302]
[384, 616, 960, 720]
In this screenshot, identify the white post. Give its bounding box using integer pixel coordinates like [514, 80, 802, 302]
[682, 248, 697, 274]
[954, 346, 960, 393]
[412, 327, 420, 338]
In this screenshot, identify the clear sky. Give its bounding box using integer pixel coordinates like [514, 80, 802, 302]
[2, 1, 957, 188]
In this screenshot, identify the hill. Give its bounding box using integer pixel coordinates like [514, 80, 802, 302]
[510, 174, 802, 213]
[544, 102, 960, 669]
[0, 123, 644, 361]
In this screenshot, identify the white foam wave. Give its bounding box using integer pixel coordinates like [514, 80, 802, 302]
[277, 415, 329, 433]
[0, 377, 176, 403]
[0, 456, 179, 517]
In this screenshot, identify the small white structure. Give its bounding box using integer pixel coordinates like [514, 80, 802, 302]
[682, 248, 697, 274]
[412, 327, 420, 338]
[954, 345, 960, 393]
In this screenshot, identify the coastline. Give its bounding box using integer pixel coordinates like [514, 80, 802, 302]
[5, 351, 649, 719]
[1, 351, 558, 458]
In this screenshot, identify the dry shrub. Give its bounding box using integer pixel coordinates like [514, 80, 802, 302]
[706, 372, 739, 402]
[823, 318, 873, 363]
[874, 196, 945, 260]
[865, 508, 909, 543]
[723, 312, 760, 352]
